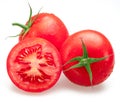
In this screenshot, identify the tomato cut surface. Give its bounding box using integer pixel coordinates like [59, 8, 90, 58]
[7, 38, 62, 92]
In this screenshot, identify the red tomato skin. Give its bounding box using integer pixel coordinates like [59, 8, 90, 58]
[19, 13, 69, 50]
[7, 38, 62, 92]
[60, 30, 114, 86]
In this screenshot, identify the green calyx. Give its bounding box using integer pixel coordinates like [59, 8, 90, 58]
[64, 39, 109, 85]
[12, 3, 41, 39]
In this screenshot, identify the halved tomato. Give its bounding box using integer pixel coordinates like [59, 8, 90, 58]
[7, 38, 62, 92]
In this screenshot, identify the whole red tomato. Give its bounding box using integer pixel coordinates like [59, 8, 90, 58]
[13, 5, 69, 50]
[60, 30, 114, 86]
[7, 38, 62, 92]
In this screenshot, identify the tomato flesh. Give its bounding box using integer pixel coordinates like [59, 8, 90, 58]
[7, 38, 62, 92]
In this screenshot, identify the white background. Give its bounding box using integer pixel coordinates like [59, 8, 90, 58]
[0, 0, 120, 101]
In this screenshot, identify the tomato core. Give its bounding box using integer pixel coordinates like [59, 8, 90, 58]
[14, 44, 55, 84]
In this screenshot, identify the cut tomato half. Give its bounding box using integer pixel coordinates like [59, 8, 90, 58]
[7, 38, 62, 92]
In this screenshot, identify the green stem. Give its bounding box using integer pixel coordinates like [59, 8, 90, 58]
[85, 64, 93, 85]
[12, 4, 33, 37]
[28, 3, 32, 23]
[63, 39, 110, 86]
[12, 23, 28, 30]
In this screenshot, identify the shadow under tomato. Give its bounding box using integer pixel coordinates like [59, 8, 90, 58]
[10, 84, 43, 96]
[53, 73, 109, 94]
[9, 73, 109, 95]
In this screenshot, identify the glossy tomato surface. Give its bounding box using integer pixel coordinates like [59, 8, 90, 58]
[19, 13, 69, 50]
[7, 38, 62, 92]
[60, 30, 114, 86]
